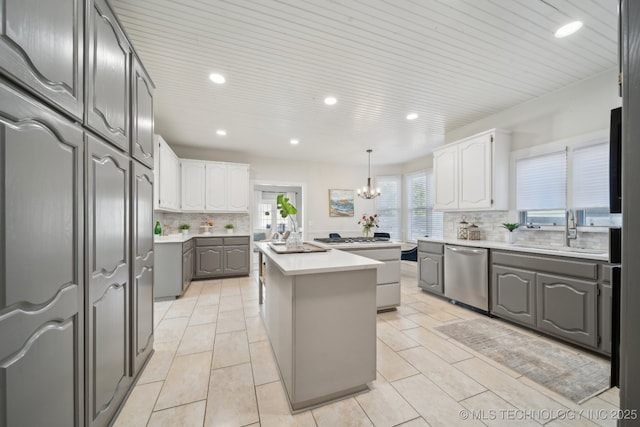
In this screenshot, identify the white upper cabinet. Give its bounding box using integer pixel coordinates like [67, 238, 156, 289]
[205, 162, 249, 212]
[227, 164, 250, 211]
[433, 147, 458, 210]
[181, 160, 205, 211]
[154, 135, 180, 211]
[434, 129, 510, 211]
[204, 162, 227, 211]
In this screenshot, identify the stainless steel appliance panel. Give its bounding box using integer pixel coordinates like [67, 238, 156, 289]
[444, 245, 489, 311]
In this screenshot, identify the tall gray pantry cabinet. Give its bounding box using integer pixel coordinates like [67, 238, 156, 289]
[0, 0, 156, 426]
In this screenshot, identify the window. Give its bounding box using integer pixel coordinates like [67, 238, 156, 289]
[375, 175, 401, 239]
[406, 170, 443, 241]
[254, 191, 295, 232]
[516, 140, 620, 227]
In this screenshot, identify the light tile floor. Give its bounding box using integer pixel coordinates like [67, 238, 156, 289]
[115, 261, 619, 427]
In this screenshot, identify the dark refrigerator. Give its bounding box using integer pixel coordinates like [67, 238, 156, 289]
[609, 107, 621, 388]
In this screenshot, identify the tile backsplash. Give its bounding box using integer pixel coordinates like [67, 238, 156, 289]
[154, 211, 250, 235]
[443, 211, 609, 251]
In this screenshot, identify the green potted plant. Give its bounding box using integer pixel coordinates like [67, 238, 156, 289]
[224, 223, 235, 234]
[179, 223, 190, 236]
[277, 194, 302, 249]
[501, 223, 519, 244]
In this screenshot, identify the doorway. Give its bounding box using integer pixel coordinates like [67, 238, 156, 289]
[252, 182, 304, 241]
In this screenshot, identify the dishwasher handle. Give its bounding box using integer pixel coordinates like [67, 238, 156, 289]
[446, 246, 486, 255]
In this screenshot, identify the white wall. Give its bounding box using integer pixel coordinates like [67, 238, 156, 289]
[445, 68, 620, 150]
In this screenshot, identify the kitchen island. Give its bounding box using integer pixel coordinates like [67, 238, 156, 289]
[255, 242, 380, 411]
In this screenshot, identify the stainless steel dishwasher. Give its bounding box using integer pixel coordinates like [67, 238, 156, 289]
[444, 245, 489, 311]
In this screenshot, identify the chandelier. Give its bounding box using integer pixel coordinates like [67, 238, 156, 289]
[357, 149, 381, 199]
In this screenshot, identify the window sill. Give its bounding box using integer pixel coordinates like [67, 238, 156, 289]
[519, 226, 610, 233]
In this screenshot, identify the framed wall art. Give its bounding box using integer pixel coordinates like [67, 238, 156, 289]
[329, 189, 354, 217]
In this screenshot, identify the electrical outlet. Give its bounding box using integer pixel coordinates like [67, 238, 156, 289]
[447, 221, 454, 231]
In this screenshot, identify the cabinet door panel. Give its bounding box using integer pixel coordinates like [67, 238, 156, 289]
[0, 0, 84, 119]
[599, 284, 612, 354]
[224, 246, 249, 274]
[131, 57, 154, 167]
[87, 135, 130, 427]
[0, 82, 83, 426]
[418, 253, 443, 295]
[181, 161, 205, 211]
[491, 266, 536, 326]
[131, 161, 154, 375]
[205, 162, 227, 211]
[86, 0, 130, 151]
[536, 273, 597, 348]
[196, 247, 223, 276]
[433, 147, 458, 210]
[227, 164, 249, 211]
[459, 135, 492, 209]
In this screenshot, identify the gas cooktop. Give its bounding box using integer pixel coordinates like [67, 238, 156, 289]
[314, 237, 390, 244]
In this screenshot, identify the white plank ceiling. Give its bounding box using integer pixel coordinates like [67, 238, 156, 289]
[111, 0, 618, 165]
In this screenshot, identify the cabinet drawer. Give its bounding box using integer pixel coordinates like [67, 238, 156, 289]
[182, 239, 194, 252]
[492, 251, 598, 280]
[224, 236, 250, 245]
[418, 242, 444, 254]
[377, 260, 400, 285]
[195, 237, 223, 247]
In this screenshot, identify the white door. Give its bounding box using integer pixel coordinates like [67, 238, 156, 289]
[205, 162, 227, 211]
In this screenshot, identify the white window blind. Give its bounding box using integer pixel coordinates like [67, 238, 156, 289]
[426, 171, 444, 239]
[375, 175, 401, 239]
[406, 170, 443, 241]
[516, 150, 567, 210]
[407, 171, 427, 241]
[572, 142, 609, 209]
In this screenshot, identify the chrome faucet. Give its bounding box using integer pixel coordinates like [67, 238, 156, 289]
[565, 210, 577, 246]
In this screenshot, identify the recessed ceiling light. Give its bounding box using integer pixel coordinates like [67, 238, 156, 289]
[216, 129, 227, 136]
[209, 73, 226, 84]
[554, 21, 583, 38]
[290, 139, 299, 145]
[406, 113, 419, 121]
[324, 96, 337, 105]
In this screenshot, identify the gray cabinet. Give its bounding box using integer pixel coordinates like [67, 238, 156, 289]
[86, 134, 131, 427]
[183, 245, 194, 291]
[86, 0, 130, 151]
[224, 245, 250, 274]
[418, 242, 444, 295]
[536, 273, 598, 348]
[154, 240, 193, 299]
[131, 160, 154, 376]
[599, 283, 613, 354]
[196, 246, 224, 277]
[491, 250, 607, 353]
[0, 81, 84, 427]
[0, 0, 84, 119]
[491, 266, 536, 327]
[194, 236, 250, 278]
[131, 56, 154, 167]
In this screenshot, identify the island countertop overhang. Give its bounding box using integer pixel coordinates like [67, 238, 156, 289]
[255, 242, 382, 276]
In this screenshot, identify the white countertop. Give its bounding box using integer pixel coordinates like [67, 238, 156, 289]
[255, 242, 382, 276]
[155, 232, 251, 244]
[312, 240, 402, 250]
[417, 237, 610, 262]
